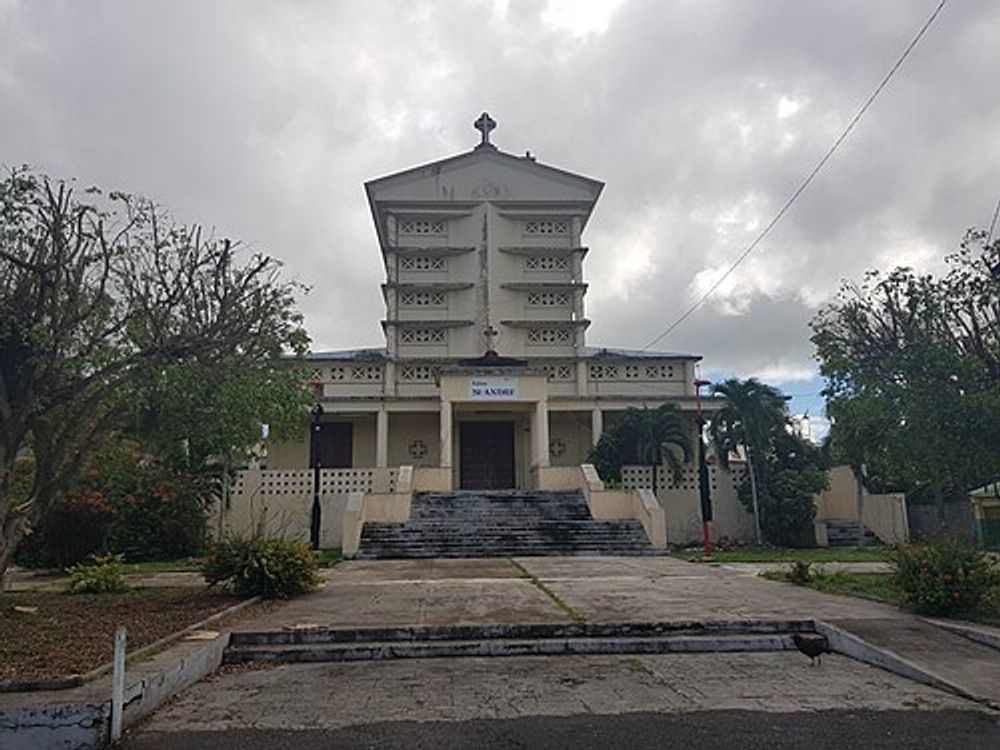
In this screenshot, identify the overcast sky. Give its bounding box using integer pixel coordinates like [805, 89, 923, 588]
[3, 0, 999, 432]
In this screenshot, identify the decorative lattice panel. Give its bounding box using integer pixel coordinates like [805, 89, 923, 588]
[350, 366, 382, 382]
[624, 365, 641, 380]
[526, 328, 572, 345]
[399, 328, 447, 344]
[527, 291, 571, 307]
[319, 469, 375, 495]
[588, 364, 620, 380]
[525, 256, 569, 271]
[260, 470, 314, 496]
[400, 256, 447, 271]
[542, 364, 575, 381]
[399, 219, 446, 235]
[400, 290, 447, 307]
[329, 366, 346, 381]
[644, 364, 677, 379]
[399, 365, 439, 381]
[620, 465, 744, 498]
[524, 219, 568, 235]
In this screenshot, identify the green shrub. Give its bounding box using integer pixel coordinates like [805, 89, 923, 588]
[17, 489, 114, 568]
[16, 441, 210, 567]
[65, 553, 129, 594]
[107, 471, 210, 562]
[893, 537, 999, 615]
[202, 537, 320, 598]
[739, 469, 826, 546]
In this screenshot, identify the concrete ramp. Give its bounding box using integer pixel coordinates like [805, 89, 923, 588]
[828, 617, 1000, 709]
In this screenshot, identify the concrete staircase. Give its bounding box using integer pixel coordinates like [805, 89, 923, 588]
[825, 520, 881, 547]
[356, 490, 658, 559]
[225, 620, 814, 665]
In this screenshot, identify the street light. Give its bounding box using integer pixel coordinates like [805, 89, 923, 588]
[694, 379, 713, 560]
[309, 403, 323, 550]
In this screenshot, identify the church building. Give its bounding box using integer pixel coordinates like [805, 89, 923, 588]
[234, 114, 756, 553]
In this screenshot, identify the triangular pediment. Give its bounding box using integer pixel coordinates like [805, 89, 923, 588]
[365, 148, 603, 207]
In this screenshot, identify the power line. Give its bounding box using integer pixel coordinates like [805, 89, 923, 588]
[643, 0, 950, 351]
[987, 197, 1000, 244]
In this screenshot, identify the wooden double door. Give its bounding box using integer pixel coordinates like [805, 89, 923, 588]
[460, 422, 516, 490]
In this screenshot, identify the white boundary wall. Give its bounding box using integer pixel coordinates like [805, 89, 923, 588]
[214, 468, 400, 547]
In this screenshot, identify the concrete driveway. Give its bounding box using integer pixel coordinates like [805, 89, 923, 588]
[239, 556, 902, 632]
[125, 556, 1000, 748]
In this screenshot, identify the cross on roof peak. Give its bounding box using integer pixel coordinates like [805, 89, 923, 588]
[474, 112, 497, 149]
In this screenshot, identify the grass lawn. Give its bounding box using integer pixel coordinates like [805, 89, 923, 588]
[674, 546, 895, 563]
[761, 569, 1000, 627]
[120, 558, 204, 575]
[0, 586, 248, 684]
[316, 548, 343, 567]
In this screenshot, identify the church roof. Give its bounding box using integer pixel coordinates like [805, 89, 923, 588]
[364, 114, 604, 247]
[582, 346, 701, 361]
[365, 145, 604, 197]
[306, 345, 699, 361]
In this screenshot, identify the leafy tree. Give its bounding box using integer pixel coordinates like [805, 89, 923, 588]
[709, 378, 829, 545]
[741, 465, 828, 546]
[135, 356, 311, 473]
[589, 404, 692, 488]
[0, 169, 309, 575]
[812, 230, 1000, 520]
[709, 378, 788, 543]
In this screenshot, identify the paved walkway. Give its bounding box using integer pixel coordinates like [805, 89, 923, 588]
[238, 556, 902, 632]
[231, 556, 1000, 707]
[123, 555, 1000, 747]
[133, 652, 975, 735]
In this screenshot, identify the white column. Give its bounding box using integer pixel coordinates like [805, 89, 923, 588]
[533, 400, 550, 469]
[376, 409, 388, 468]
[591, 407, 603, 447]
[439, 400, 453, 469]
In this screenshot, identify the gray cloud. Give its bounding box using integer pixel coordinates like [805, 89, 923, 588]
[3, 0, 998, 382]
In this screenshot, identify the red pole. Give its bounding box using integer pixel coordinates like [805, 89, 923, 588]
[695, 379, 713, 560]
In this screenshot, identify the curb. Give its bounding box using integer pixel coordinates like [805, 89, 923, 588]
[921, 617, 1000, 652]
[0, 595, 261, 694]
[815, 620, 1000, 711]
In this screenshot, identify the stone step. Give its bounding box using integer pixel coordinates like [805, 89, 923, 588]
[226, 634, 797, 664]
[354, 548, 662, 559]
[363, 526, 649, 534]
[225, 620, 816, 664]
[357, 489, 657, 559]
[230, 619, 814, 647]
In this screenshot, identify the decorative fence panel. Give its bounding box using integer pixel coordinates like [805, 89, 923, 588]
[619, 463, 755, 544]
[219, 468, 402, 545]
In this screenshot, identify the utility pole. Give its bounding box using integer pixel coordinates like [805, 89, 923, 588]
[695, 379, 713, 560]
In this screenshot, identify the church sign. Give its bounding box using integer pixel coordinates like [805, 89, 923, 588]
[469, 377, 519, 401]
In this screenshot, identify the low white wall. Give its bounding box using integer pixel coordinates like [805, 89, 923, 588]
[533, 465, 587, 491]
[413, 466, 452, 492]
[815, 465, 909, 544]
[621, 464, 756, 544]
[342, 467, 415, 556]
[218, 468, 405, 549]
[580, 464, 667, 548]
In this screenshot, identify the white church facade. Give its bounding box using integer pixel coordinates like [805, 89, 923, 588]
[225, 115, 756, 552]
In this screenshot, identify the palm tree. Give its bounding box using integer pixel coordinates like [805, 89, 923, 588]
[590, 404, 692, 491]
[709, 378, 789, 544]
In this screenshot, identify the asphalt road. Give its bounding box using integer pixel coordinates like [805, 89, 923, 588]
[126, 709, 1000, 750]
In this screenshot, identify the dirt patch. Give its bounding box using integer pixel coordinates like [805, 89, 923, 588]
[0, 586, 262, 683]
